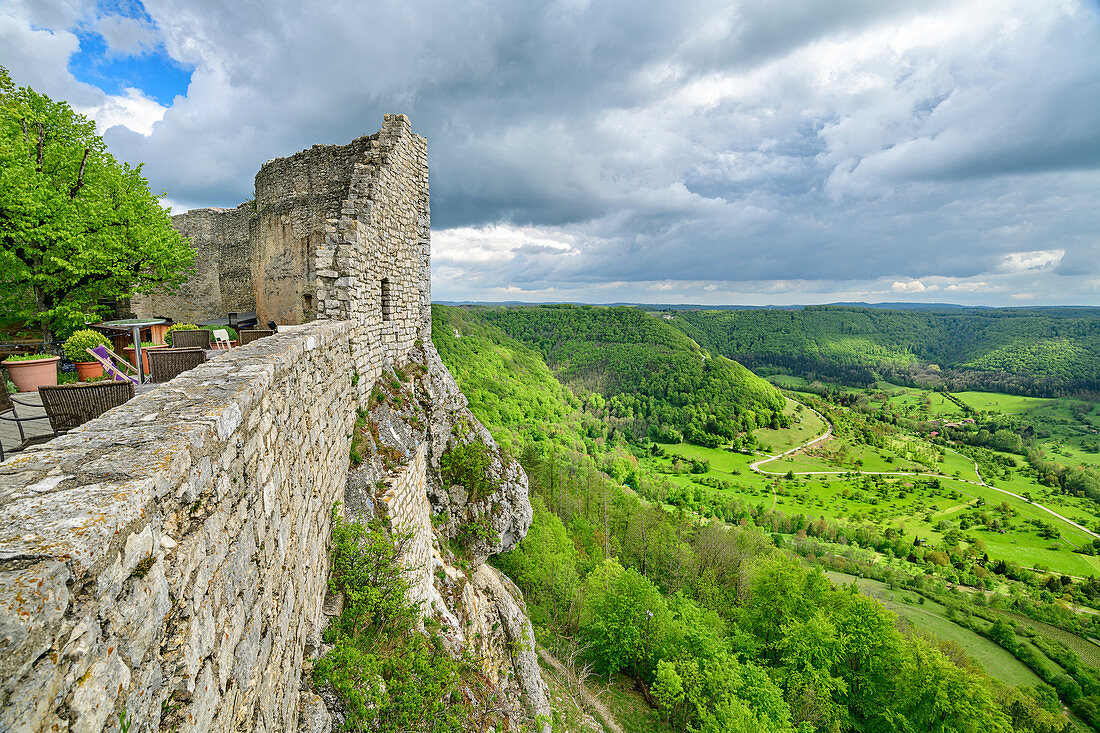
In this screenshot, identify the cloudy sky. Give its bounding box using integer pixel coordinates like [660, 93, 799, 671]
[4, 0, 1100, 306]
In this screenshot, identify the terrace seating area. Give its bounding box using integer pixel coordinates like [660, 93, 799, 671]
[0, 381, 153, 460]
[0, 319, 280, 460]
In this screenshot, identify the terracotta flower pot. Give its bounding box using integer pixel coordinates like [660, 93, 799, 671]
[122, 344, 168, 374]
[2, 356, 60, 392]
[74, 361, 104, 381]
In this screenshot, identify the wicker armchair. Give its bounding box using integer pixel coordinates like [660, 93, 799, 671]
[239, 329, 274, 346]
[148, 348, 207, 383]
[0, 373, 53, 460]
[38, 381, 135, 434]
[171, 329, 212, 349]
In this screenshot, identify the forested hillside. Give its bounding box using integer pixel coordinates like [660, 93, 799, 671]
[431, 304, 1073, 733]
[456, 304, 787, 448]
[670, 306, 1100, 396]
[432, 306, 587, 453]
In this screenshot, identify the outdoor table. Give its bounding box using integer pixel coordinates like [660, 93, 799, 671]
[100, 318, 166, 384]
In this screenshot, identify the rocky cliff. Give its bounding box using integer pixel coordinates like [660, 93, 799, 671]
[312, 340, 549, 731]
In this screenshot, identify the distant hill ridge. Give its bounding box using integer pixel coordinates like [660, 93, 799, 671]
[664, 307, 1100, 397]
[437, 300, 1100, 315]
[436, 304, 787, 447]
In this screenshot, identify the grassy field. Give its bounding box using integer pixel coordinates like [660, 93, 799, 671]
[824, 570, 1043, 687]
[954, 391, 1056, 414]
[752, 397, 827, 453]
[875, 383, 965, 417]
[646, 436, 1100, 574]
[643, 383, 1100, 578]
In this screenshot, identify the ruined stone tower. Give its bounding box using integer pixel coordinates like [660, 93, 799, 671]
[134, 113, 431, 385]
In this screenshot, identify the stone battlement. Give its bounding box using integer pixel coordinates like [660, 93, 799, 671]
[0, 116, 442, 731]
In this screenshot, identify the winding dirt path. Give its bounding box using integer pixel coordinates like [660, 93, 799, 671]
[748, 405, 1100, 541]
[538, 648, 623, 733]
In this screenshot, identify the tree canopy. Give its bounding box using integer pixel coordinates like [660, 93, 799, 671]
[0, 67, 194, 340]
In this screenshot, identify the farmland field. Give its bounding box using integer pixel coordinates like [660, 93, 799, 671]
[643, 381, 1100, 579]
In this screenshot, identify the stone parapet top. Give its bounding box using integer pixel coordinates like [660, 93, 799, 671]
[0, 319, 352, 582]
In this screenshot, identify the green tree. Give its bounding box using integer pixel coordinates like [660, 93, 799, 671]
[0, 67, 194, 341]
[578, 558, 670, 679]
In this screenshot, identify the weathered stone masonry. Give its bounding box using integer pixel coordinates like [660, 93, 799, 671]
[133, 113, 432, 374]
[0, 321, 355, 731]
[0, 115, 447, 731]
[131, 204, 256, 324]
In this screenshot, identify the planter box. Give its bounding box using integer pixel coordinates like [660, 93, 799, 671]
[2, 356, 60, 392]
[122, 344, 169, 374]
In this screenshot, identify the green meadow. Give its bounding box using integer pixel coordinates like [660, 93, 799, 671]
[643, 382, 1100, 579]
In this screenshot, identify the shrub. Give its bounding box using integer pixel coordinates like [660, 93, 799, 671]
[63, 329, 112, 362]
[203, 325, 238, 341]
[440, 440, 496, 501]
[315, 508, 479, 732]
[164, 323, 200, 346]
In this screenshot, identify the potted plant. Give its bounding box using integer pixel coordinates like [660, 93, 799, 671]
[122, 340, 169, 373]
[2, 353, 61, 392]
[63, 329, 111, 381]
[165, 323, 200, 346]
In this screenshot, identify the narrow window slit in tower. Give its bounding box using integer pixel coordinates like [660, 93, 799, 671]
[381, 278, 393, 321]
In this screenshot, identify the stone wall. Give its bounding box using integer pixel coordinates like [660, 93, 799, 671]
[377, 443, 433, 613]
[253, 135, 378, 326]
[0, 322, 355, 731]
[313, 114, 432, 393]
[133, 115, 430, 342]
[132, 204, 255, 323]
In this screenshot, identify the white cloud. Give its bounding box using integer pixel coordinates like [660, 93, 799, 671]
[96, 14, 158, 56]
[944, 281, 991, 292]
[998, 249, 1066, 273]
[892, 279, 934, 293]
[432, 224, 578, 267]
[76, 87, 167, 136]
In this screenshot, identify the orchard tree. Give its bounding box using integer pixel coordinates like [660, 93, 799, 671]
[0, 67, 194, 341]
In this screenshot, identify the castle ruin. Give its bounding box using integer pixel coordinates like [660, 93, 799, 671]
[0, 116, 545, 732]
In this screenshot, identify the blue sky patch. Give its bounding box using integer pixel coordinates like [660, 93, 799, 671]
[67, 1, 192, 105]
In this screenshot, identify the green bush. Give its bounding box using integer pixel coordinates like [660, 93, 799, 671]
[203, 325, 238, 341]
[62, 329, 111, 362]
[440, 440, 496, 502]
[164, 323, 200, 346]
[315, 508, 479, 732]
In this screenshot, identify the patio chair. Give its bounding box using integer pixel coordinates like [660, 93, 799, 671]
[0, 373, 54, 461]
[148, 348, 207, 383]
[211, 329, 232, 350]
[38, 381, 135, 435]
[86, 345, 139, 385]
[239, 329, 274, 346]
[171, 329, 212, 349]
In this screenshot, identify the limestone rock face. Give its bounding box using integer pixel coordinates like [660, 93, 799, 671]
[419, 343, 534, 560]
[338, 341, 547, 730]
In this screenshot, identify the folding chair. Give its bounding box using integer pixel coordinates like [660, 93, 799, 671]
[86, 345, 140, 385]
